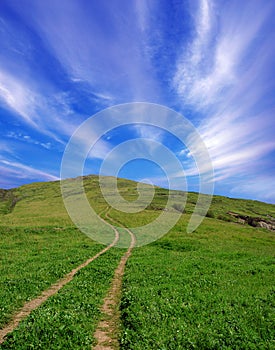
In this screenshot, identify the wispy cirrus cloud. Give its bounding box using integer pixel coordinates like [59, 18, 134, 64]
[0, 10, 112, 144]
[0, 68, 79, 143]
[0, 130, 60, 187]
[10, 0, 161, 103]
[173, 0, 275, 201]
[0, 160, 59, 183]
[174, 0, 272, 107]
[231, 176, 275, 204]
[0, 0, 274, 203]
[6, 132, 52, 150]
[0, 70, 39, 128]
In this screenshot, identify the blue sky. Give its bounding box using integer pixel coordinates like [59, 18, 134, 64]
[0, 0, 274, 203]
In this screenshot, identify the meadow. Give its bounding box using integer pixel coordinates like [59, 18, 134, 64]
[120, 219, 274, 349]
[0, 176, 274, 349]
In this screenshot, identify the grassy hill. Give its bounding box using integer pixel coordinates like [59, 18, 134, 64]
[0, 176, 274, 349]
[0, 175, 274, 228]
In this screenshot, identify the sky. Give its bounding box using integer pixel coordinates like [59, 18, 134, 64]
[0, 0, 274, 203]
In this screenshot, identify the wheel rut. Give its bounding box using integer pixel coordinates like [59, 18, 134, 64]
[0, 208, 119, 345]
[93, 212, 136, 350]
[0, 208, 135, 349]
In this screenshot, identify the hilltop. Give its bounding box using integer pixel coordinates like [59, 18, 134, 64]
[0, 175, 274, 231]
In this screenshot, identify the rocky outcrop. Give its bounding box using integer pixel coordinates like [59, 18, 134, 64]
[227, 211, 275, 231]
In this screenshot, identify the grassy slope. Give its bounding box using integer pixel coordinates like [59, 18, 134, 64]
[0, 226, 108, 328]
[0, 177, 125, 348]
[1, 248, 123, 349]
[1, 175, 274, 228]
[120, 219, 275, 349]
[0, 176, 274, 348]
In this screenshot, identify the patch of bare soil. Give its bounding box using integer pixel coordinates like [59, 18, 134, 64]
[93, 218, 135, 350]
[0, 217, 119, 345]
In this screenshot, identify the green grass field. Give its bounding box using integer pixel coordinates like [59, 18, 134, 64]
[1, 247, 123, 349]
[0, 175, 274, 349]
[0, 225, 112, 328]
[120, 219, 275, 349]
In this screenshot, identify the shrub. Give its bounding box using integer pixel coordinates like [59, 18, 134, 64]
[206, 210, 215, 218]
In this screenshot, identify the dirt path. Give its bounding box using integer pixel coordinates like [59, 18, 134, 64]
[93, 214, 136, 350]
[0, 208, 119, 345]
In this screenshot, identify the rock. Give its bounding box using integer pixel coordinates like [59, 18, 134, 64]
[227, 211, 275, 231]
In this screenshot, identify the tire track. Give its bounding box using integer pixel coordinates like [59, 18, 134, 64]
[93, 211, 136, 350]
[0, 208, 119, 345]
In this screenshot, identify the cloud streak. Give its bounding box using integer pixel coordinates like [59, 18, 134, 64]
[173, 0, 275, 201]
[0, 160, 59, 184]
[13, 0, 161, 103]
[0, 0, 274, 202]
[0, 68, 81, 143]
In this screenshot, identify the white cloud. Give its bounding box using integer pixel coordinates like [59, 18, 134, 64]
[173, 0, 275, 197]
[133, 124, 163, 141]
[71, 126, 113, 161]
[174, 0, 271, 107]
[0, 68, 82, 143]
[6, 131, 53, 150]
[0, 71, 39, 128]
[231, 176, 275, 204]
[12, 0, 161, 102]
[0, 141, 12, 154]
[0, 160, 59, 182]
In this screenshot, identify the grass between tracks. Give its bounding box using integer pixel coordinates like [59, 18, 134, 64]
[1, 247, 123, 349]
[0, 226, 107, 329]
[0, 176, 274, 348]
